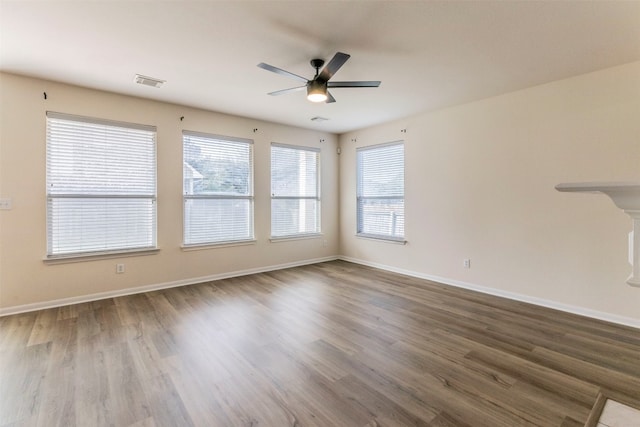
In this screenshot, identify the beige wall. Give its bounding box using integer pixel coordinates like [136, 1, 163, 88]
[339, 61, 640, 325]
[0, 73, 339, 310]
[2, 62, 639, 325]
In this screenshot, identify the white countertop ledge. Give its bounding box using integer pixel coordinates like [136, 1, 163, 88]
[555, 182, 640, 211]
[556, 181, 640, 287]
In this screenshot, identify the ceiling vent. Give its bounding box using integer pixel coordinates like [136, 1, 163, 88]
[134, 74, 165, 88]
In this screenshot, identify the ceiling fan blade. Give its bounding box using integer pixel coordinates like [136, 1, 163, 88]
[317, 52, 350, 83]
[257, 63, 308, 83]
[326, 91, 336, 103]
[268, 86, 307, 96]
[328, 81, 381, 88]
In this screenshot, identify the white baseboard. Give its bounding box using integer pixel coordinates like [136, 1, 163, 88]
[4, 254, 639, 330]
[0, 256, 339, 317]
[339, 255, 640, 330]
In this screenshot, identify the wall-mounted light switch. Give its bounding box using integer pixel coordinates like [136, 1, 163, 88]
[0, 198, 12, 210]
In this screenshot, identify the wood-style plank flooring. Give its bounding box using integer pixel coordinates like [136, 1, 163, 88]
[1, 260, 639, 426]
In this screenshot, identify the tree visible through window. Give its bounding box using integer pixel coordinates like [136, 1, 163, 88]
[357, 142, 405, 240]
[183, 131, 254, 245]
[271, 143, 320, 238]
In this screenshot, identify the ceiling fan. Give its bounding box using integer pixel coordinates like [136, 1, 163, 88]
[257, 52, 380, 103]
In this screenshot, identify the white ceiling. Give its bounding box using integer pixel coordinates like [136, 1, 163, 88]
[1, 1, 639, 134]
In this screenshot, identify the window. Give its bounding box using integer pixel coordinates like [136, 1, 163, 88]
[271, 143, 320, 238]
[183, 131, 253, 246]
[46, 112, 157, 257]
[356, 142, 405, 241]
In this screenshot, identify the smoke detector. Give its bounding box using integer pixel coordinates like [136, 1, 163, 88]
[134, 74, 165, 88]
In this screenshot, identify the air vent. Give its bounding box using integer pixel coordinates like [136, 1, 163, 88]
[311, 116, 329, 122]
[134, 74, 165, 88]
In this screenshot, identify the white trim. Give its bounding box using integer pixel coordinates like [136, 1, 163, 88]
[339, 255, 640, 330]
[9, 254, 639, 329]
[356, 234, 407, 245]
[181, 240, 257, 251]
[47, 110, 156, 132]
[271, 142, 320, 153]
[355, 139, 404, 152]
[44, 248, 160, 264]
[0, 256, 338, 317]
[270, 233, 322, 243]
[182, 129, 254, 145]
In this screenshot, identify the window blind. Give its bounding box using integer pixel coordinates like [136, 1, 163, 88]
[356, 142, 404, 240]
[271, 143, 320, 238]
[183, 131, 254, 245]
[46, 112, 157, 256]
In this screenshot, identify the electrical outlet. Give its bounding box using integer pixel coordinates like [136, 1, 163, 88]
[463, 259, 471, 269]
[116, 264, 125, 274]
[323, 239, 328, 247]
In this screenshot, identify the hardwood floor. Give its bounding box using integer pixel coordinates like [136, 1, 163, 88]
[1, 260, 639, 426]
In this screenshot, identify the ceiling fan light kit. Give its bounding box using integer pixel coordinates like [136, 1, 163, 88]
[258, 52, 380, 104]
[307, 80, 328, 102]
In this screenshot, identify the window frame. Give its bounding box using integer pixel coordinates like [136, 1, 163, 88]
[356, 141, 406, 243]
[45, 111, 158, 259]
[182, 130, 255, 247]
[270, 142, 321, 240]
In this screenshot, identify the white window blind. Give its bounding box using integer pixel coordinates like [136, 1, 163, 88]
[271, 143, 320, 238]
[46, 112, 157, 257]
[183, 131, 254, 245]
[357, 142, 404, 240]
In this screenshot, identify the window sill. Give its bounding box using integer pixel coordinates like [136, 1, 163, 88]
[181, 239, 257, 251]
[44, 248, 160, 265]
[270, 233, 322, 243]
[356, 234, 407, 245]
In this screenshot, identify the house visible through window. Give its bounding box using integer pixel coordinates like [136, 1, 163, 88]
[183, 131, 254, 246]
[46, 112, 157, 257]
[356, 141, 405, 241]
[271, 143, 320, 238]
